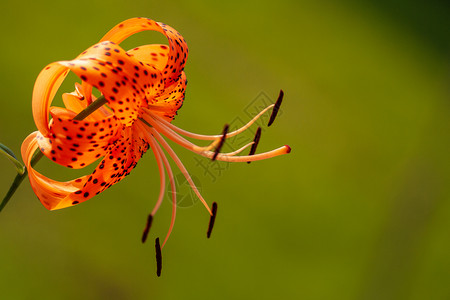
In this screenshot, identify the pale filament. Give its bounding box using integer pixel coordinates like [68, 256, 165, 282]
[223, 142, 254, 156]
[141, 111, 218, 153]
[144, 125, 213, 216]
[135, 121, 166, 217]
[133, 99, 289, 247]
[143, 104, 275, 141]
[140, 112, 290, 163]
[148, 134, 177, 249]
[137, 121, 177, 248]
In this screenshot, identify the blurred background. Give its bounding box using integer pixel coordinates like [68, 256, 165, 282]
[0, 0, 449, 299]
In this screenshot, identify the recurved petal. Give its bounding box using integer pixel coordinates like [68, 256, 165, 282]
[32, 63, 70, 136]
[62, 86, 87, 115]
[21, 132, 89, 210]
[59, 41, 163, 126]
[127, 44, 169, 70]
[22, 126, 149, 210]
[37, 107, 122, 169]
[67, 125, 149, 204]
[62, 83, 112, 119]
[100, 18, 188, 88]
[150, 71, 187, 122]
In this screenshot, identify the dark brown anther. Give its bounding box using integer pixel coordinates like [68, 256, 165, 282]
[155, 237, 162, 277]
[212, 124, 229, 161]
[141, 214, 153, 243]
[207, 202, 218, 238]
[247, 127, 262, 164]
[267, 90, 284, 127]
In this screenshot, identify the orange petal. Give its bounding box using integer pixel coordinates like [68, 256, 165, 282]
[21, 132, 90, 210]
[32, 63, 70, 136]
[22, 125, 149, 210]
[68, 125, 149, 204]
[100, 18, 188, 88]
[59, 41, 163, 126]
[62, 84, 112, 119]
[127, 44, 169, 70]
[62, 86, 87, 115]
[150, 71, 187, 121]
[37, 107, 122, 169]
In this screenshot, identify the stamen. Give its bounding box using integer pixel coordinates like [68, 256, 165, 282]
[142, 105, 274, 141]
[141, 214, 153, 243]
[267, 90, 284, 127]
[138, 122, 179, 249]
[207, 202, 218, 238]
[224, 141, 254, 156]
[247, 127, 262, 164]
[146, 127, 213, 216]
[74, 83, 85, 100]
[78, 82, 93, 104]
[140, 114, 216, 153]
[148, 134, 178, 249]
[212, 124, 229, 161]
[137, 122, 166, 217]
[155, 237, 162, 277]
[141, 114, 290, 163]
[203, 139, 221, 152]
[137, 122, 168, 245]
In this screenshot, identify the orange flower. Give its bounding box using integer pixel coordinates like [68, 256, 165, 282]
[21, 18, 290, 248]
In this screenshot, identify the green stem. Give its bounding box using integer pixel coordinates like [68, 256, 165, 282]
[73, 96, 108, 121]
[0, 95, 108, 212]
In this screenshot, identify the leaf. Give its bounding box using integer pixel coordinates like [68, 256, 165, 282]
[0, 143, 25, 175]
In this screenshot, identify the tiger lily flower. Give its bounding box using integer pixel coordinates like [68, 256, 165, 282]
[21, 18, 291, 250]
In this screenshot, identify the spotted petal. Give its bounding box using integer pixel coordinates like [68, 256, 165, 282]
[59, 41, 163, 126]
[101, 18, 188, 88]
[22, 123, 150, 210]
[37, 107, 122, 169]
[65, 125, 149, 206]
[150, 71, 187, 121]
[127, 44, 169, 70]
[21, 132, 89, 210]
[23, 18, 189, 212]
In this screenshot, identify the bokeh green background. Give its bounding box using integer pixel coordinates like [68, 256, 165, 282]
[1, 0, 449, 299]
